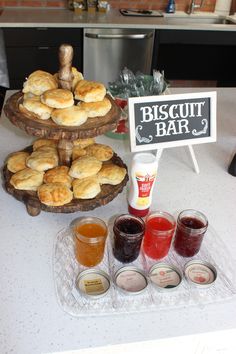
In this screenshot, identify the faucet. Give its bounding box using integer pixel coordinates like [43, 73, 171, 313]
[188, 0, 204, 14]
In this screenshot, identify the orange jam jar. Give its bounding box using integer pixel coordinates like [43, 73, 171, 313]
[71, 217, 108, 267]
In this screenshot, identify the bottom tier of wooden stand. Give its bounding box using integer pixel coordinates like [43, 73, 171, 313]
[2, 153, 129, 216]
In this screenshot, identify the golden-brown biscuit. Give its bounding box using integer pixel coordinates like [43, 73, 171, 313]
[73, 177, 101, 199]
[10, 168, 44, 191]
[38, 183, 73, 206]
[23, 92, 38, 100]
[43, 166, 72, 188]
[32, 138, 58, 151]
[22, 70, 58, 96]
[85, 143, 113, 161]
[22, 96, 53, 120]
[26, 146, 58, 172]
[71, 67, 84, 90]
[97, 164, 126, 185]
[78, 97, 111, 118]
[74, 80, 106, 102]
[51, 105, 88, 126]
[69, 156, 102, 179]
[41, 89, 74, 109]
[7, 151, 30, 173]
[73, 138, 95, 148]
[72, 146, 87, 160]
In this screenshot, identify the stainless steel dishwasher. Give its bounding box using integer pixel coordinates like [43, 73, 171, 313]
[83, 28, 155, 87]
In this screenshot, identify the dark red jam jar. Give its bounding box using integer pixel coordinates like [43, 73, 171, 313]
[173, 209, 208, 257]
[113, 214, 145, 263]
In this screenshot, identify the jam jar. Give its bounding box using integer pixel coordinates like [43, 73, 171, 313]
[72, 216, 108, 267]
[173, 209, 208, 257]
[113, 214, 145, 263]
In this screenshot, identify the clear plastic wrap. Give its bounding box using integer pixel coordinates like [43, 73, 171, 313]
[108, 68, 169, 99]
[53, 225, 236, 317]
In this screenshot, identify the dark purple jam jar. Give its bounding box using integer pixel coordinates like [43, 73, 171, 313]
[113, 214, 145, 263]
[173, 209, 208, 257]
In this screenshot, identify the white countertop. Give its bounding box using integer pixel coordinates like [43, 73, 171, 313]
[1, 88, 236, 354]
[1, 8, 236, 31]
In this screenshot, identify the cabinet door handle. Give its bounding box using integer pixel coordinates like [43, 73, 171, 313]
[85, 33, 153, 40]
[38, 46, 49, 50]
[36, 27, 48, 31]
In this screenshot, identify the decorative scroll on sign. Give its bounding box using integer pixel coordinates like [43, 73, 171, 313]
[128, 92, 217, 152]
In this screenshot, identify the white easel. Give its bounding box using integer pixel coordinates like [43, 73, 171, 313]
[156, 145, 200, 174]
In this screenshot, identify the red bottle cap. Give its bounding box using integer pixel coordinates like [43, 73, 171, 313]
[128, 205, 149, 218]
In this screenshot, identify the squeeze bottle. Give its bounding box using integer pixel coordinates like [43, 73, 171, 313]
[128, 152, 158, 217]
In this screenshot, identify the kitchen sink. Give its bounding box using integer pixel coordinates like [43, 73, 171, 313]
[164, 12, 235, 25]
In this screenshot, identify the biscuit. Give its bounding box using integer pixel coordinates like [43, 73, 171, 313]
[7, 151, 30, 173]
[38, 182, 73, 206]
[41, 89, 74, 109]
[74, 80, 106, 102]
[85, 143, 113, 161]
[73, 177, 101, 199]
[43, 166, 72, 188]
[10, 168, 44, 191]
[23, 92, 38, 100]
[71, 67, 84, 90]
[97, 164, 126, 185]
[72, 146, 87, 160]
[33, 138, 58, 151]
[26, 146, 58, 172]
[73, 138, 95, 148]
[69, 156, 102, 179]
[23, 70, 58, 96]
[78, 97, 112, 118]
[51, 105, 88, 126]
[22, 96, 53, 120]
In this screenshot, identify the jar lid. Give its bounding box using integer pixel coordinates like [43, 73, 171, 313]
[75, 269, 110, 299]
[184, 260, 217, 288]
[149, 263, 182, 291]
[114, 266, 148, 295]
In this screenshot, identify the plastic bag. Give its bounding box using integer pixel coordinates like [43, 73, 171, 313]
[108, 67, 168, 99]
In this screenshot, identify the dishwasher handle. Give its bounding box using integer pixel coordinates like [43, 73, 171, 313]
[85, 32, 154, 40]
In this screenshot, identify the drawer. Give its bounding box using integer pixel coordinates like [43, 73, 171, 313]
[3, 28, 83, 47]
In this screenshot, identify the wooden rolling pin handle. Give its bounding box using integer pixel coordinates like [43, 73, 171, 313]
[58, 44, 74, 91]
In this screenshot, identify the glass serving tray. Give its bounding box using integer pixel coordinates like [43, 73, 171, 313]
[53, 225, 236, 317]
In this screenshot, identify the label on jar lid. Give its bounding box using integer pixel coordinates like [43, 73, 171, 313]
[115, 266, 148, 294]
[149, 263, 182, 290]
[83, 278, 105, 294]
[184, 260, 217, 287]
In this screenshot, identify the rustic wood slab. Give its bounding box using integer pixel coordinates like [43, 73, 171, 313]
[2, 147, 129, 216]
[4, 91, 121, 140]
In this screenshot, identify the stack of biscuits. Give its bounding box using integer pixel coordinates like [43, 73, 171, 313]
[7, 138, 127, 207]
[20, 68, 112, 126]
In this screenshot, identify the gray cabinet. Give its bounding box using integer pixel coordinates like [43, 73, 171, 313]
[152, 30, 236, 86]
[3, 28, 83, 89]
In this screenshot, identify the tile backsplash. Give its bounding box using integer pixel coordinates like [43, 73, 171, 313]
[0, 0, 235, 13]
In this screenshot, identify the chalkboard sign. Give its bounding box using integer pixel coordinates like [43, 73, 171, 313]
[128, 91, 217, 152]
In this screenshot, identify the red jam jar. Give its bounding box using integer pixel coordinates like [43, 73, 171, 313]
[143, 211, 176, 260]
[173, 209, 208, 257]
[113, 214, 145, 263]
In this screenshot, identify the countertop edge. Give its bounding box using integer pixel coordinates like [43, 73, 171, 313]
[1, 8, 236, 31]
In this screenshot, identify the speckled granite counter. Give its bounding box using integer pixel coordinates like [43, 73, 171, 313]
[1, 8, 236, 31]
[0, 87, 236, 354]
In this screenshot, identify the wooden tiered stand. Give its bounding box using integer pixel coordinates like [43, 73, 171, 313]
[3, 44, 129, 216]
